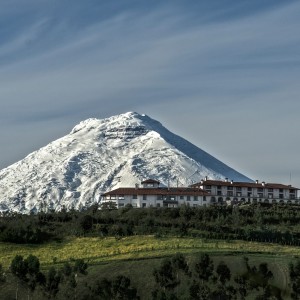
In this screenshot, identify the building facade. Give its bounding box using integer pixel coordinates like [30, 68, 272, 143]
[190, 178, 299, 205]
[101, 178, 299, 208]
[101, 179, 210, 208]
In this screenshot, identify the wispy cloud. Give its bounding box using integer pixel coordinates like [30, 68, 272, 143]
[0, 0, 299, 183]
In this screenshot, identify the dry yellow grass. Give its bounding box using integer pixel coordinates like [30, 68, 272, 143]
[1, 236, 300, 268]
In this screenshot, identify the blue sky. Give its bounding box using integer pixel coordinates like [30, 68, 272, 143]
[1, 0, 300, 185]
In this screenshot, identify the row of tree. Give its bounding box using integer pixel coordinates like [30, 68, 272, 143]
[1, 252, 294, 299]
[1, 203, 300, 246]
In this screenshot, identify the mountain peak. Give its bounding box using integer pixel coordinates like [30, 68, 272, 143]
[0, 112, 251, 213]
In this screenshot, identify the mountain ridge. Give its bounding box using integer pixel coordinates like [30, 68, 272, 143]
[0, 112, 252, 213]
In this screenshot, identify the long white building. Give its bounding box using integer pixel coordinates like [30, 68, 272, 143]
[190, 177, 299, 205]
[101, 178, 299, 208]
[101, 179, 210, 208]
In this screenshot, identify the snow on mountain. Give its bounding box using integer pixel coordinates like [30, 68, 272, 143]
[0, 112, 252, 213]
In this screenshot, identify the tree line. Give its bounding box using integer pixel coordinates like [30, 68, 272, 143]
[2, 252, 300, 299]
[1, 203, 300, 246]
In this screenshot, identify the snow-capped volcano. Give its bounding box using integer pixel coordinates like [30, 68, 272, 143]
[0, 112, 252, 213]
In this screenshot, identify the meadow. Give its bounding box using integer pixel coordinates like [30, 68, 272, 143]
[1, 235, 299, 268]
[2, 205, 300, 298]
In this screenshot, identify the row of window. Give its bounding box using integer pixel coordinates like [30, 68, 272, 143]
[214, 191, 295, 198]
[106, 193, 296, 201]
[206, 186, 294, 194]
[117, 203, 202, 208]
[105, 195, 206, 201]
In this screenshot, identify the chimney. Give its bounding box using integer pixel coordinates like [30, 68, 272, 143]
[256, 180, 259, 184]
[205, 176, 208, 181]
[225, 178, 228, 182]
[262, 181, 265, 186]
[231, 180, 233, 185]
[135, 183, 139, 189]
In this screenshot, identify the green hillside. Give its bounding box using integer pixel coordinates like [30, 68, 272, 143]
[2, 204, 300, 299]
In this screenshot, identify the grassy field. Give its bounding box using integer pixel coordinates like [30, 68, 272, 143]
[1, 236, 299, 299]
[83, 253, 293, 299]
[1, 235, 300, 268]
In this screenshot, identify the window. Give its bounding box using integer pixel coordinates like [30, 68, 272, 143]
[236, 187, 242, 192]
[205, 186, 211, 192]
[118, 195, 124, 200]
[142, 203, 147, 208]
[132, 195, 137, 199]
[217, 191, 222, 196]
[268, 188, 273, 192]
[258, 188, 263, 192]
[157, 195, 162, 200]
[143, 195, 147, 200]
[203, 196, 206, 201]
[180, 195, 184, 200]
[118, 203, 124, 207]
[268, 193, 273, 199]
[227, 191, 233, 197]
[187, 196, 191, 201]
[258, 193, 263, 198]
[248, 187, 252, 192]
[194, 196, 198, 201]
[247, 192, 252, 197]
[156, 203, 160, 207]
[217, 186, 222, 190]
[228, 186, 233, 191]
[279, 189, 283, 193]
[110, 195, 116, 200]
[279, 194, 283, 199]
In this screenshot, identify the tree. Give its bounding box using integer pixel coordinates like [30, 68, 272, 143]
[74, 259, 88, 275]
[79, 214, 93, 233]
[258, 263, 273, 289]
[43, 266, 62, 299]
[194, 253, 214, 283]
[10, 254, 44, 299]
[26, 254, 40, 276]
[171, 253, 189, 276]
[153, 259, 178, 290]
[93, 275, 139, 300]
[0, 264, 6, 284]
[100, 201, 117, 210]
[216, 261, 231, 284]
[11, 255, 28, 280]
[290, 260, 300, 299]
[62, 262, 72, 277]
[234, 275, 248, 300]
[189, 280, 211, 300]
[112, 275, 139, 300]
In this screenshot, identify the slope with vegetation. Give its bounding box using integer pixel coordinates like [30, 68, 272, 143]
[1, 203, 300, 299]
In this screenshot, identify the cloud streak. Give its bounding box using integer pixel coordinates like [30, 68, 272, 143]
[0, 0, 299, 185]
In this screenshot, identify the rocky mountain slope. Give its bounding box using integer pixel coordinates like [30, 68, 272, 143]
[0, 112, 252, 213]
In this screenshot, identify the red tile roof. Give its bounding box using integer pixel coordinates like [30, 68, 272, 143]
[141, 179, 160, 184]
[102, 187, 209, 196]
[190, 180, 299, 190]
